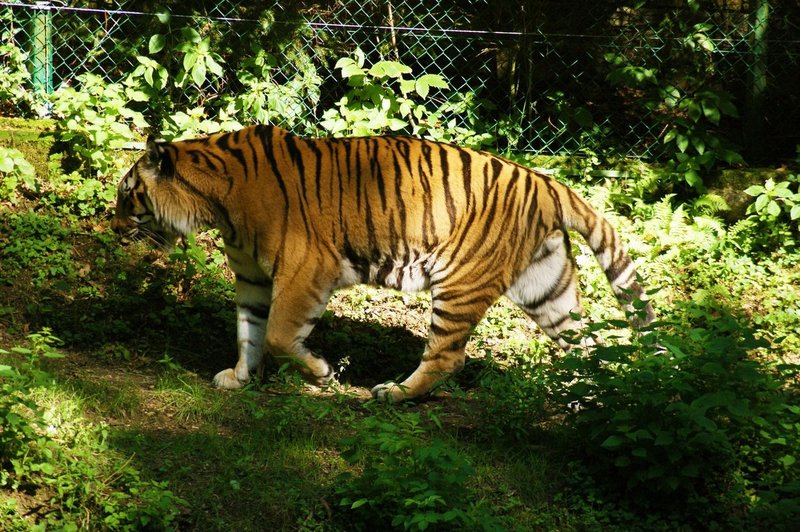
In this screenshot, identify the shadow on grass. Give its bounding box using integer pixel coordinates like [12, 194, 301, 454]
[3, 223, 426, 389]
[110, 418, 344, 531]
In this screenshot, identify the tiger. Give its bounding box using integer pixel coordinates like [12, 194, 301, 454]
[112, 125, 655, 402]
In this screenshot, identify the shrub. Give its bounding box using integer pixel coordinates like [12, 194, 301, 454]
[548, 306, 800, 525]
[0, 147, 36, 205]
[742, 169, 800, 251]
[335, 410, 501, 530]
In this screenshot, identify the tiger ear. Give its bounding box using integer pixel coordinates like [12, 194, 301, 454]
[143, 135, 174, 178]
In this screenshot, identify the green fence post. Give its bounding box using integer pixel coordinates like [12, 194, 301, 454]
[29, 1, 54, 115]
[745, 0, 769, 161]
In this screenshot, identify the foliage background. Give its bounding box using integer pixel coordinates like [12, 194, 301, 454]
[2, 0, 799, 161]
[1, 0, 800, 530]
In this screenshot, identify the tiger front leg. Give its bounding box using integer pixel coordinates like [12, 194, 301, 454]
[262, 276, 336, 387]
[213, 277, 272, 389]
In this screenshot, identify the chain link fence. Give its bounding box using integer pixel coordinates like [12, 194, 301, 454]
[2, 1, 798, 161]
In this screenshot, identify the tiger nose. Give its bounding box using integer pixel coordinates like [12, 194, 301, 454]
[111, 215, 132, 235]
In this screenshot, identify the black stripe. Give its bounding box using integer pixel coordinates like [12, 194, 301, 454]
[343, 240, 370, 282]
[606, 252, 632, 282]
[215, 132, 247, 175]
[459, 148, 472, 197]
[542, 313, 572, 330]
[419, 142, 436, 249]
[392, 142, 409, 244]
[307, 140, 323, 206]
[258, 127, 290, 217]
[234, 272, 271, 288]
[439, 144, 456, 228]
[240, 304, 270, 320]
[373, 139, 387, 212]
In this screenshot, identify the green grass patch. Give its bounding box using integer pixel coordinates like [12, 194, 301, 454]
[1, 135, 799, 529]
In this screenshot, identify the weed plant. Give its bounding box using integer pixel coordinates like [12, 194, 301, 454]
[1, 35, 799, 530]
[0, 332, 186, 530]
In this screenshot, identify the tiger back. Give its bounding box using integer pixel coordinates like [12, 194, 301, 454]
[113, 125, 655, 402]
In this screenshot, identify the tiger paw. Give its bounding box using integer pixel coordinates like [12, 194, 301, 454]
[212, 368, 248, 389]
[306, 372, 337, 388]
[302, 359, 336, 387]
[370, 382, 408, 403]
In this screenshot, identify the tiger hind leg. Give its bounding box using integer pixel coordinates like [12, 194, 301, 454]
[372, 284, 497, 402]
[506, 231, 591, 349]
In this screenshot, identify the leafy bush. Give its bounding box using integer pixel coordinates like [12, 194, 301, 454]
[49, 73, 148, 177]
[335, 410, 501, 530]
[0, 147, 36, 205]
[469, 348, 550, 444]
[549, 307, 800, 524]
[0, 331, 187, 530]
[0, 15, 34, 116]
[39, 170, 117, 218]
[321, 49, 449, 138]
[0, 362, 49, 488]
[743, 170, 800, 250]
[604, 12, 743, 193]
[0, 212, 76, 287]
[1, 329, 62, 489]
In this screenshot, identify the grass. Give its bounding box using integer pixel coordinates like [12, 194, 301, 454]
[2, 158, 800, 530]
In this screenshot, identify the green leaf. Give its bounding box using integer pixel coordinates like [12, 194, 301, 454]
[780, 455, 797, 467]
[369, 61, 412, 79]
[206, 56, 224, 78]
[198, 37, 211, 54]
[601, 435, 626, 449]
[338, 60, 365, 80]
[0, 157, 13, 173]
[692, 137, 706, 155]
[686, 100, 702, 122]
[702, 102, 721, 124]
[192, 61, 207, 86]
[744, 185, 765, 196]
[718, 98, 738, 117]
[767, 199, 781, 217]
[654, 432, 674, 446]
[387, 118, 408, 131]
[414, 73, 448, 98]
[180, 27, 201, 44]
[155, 10, 171, 24]
[684, 169, 703, 189]
[790, 204, 800, 220]
[183, 51, 198, 71]
[774, 183, 795, 198]
[148, 34, 166, 55]
[676, 134, 689, 153]
[351, 498, 369, 509]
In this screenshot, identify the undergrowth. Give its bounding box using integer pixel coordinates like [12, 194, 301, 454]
[1, 45, 798, 529]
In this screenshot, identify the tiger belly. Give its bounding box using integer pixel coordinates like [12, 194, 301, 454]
[337, 254, 433, 292]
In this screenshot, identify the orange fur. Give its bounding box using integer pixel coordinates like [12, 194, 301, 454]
[114, 126, 654, 402]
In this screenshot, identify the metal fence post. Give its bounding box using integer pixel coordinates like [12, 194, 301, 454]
[745, 0, 769, 160]
[29, 1, 53, 115]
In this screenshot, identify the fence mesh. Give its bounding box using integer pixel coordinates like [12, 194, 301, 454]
[2, 0, 798, 161]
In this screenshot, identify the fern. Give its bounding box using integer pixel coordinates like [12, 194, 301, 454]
[690, 193, 730, 216]
[637, 195, 723, 259]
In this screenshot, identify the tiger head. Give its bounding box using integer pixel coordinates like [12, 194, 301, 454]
[111, 137, 180, 250]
